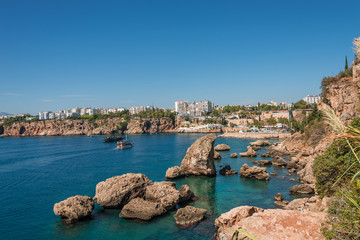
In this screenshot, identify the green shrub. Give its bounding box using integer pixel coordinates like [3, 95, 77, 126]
[313, 140, 360, 197]
[324, 185, 360, 239]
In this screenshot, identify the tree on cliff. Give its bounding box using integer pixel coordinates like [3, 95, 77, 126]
[345, 56, 348, 70]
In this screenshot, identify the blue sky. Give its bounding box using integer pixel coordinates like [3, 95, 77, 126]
[0, 0, 359, 114]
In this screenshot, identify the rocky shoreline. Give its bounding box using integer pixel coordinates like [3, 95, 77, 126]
[219, 132, 290, 139]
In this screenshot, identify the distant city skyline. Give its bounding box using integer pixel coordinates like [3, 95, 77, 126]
[1, 1, 359, 115]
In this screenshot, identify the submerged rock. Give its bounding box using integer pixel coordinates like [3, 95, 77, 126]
[219, 165, 238, 176]
[253, 160, 272, 166]
[239, 146, 257, 157]
[145, 181, 180, 210]
[119, 198, 166, 220]
[214, 144, 231, 151]
[260, 152, 271, 158]
[180, 133, 217, 177]
[53, 195, 94, 223]
[230, 153, 237, 158]
[239, 164, 269, 181]
[174, 206, 207, 226]
[93, 173, 152, 208]
[289, 184, 315, 195]
[165, 166, 184, 179]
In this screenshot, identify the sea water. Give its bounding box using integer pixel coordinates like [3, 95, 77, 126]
[0, 134, 299, 240]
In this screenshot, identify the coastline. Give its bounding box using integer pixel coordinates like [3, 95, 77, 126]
[218, 132, 290, 139]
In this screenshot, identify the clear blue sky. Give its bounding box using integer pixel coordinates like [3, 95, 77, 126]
[0, 0, 359, 114]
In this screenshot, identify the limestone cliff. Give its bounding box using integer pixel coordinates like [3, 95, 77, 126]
[0, 118, 177, 137]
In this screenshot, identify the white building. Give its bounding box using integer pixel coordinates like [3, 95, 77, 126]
[39, 111, 52, 120]
[303, 95, 320, 104]
[174, 100, 214, 117]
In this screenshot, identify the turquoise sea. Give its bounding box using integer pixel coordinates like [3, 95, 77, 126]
[0, 134, 299, 240]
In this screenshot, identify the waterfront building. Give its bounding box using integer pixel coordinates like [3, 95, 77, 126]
[303, 95, 320, 104]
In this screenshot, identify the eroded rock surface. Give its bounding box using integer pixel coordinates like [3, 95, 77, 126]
[239, 146, 257, 157]
[239, 164, 269, 181]
[250, 140, 271, 146]
[289, 184, 315, 195]
[214, 144, 231, 151]
[165, 166, 184, 179]
[145, 181, 179, 210]
[174, 206, 207, 226]
[53, 195, 94, 223]
[119, 198, 166, 220]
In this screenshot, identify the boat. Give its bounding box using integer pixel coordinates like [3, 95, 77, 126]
[104, 135, 124, 142]
[116, 134, 133, 149]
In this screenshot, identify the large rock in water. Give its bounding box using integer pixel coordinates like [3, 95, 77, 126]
[145, 181, 180, 210]
[239, 146, 257, 157]
[174, 206, 207, 226]
[214, 144, 231, 151]
[219, 165, 238, 176]
[165, 166, 184, 179]
[214, 206, 327, 240]
[239, 164, 269, 181]
[178, 184, 195, 203]
[214, 151, 222, 160]
[53, 195, 94, 223]
[249, 140, 271, 146]
[272, 156, 288, 166]
[179, 134, 217, 177]
[93, 173, 152, 208]
[119, 198, 166, 220]
[289, 184, 315, 195]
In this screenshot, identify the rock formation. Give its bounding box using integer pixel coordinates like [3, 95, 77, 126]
[239, 164, 269, 181]
[230, 153, 237, 158]
[219, 165, 238, 176]
[214, 144, 231, 151]
[145, 181, 180, 210]
[289, 184, 315, 195]
[165, 166, 184, 179]
[174, 206, 207, 226]
[253, 160, 272, 166]
[249, 140, 271, 146]
[119, 198, 166, 221]
[214, 151, 222, 160]
[179, 134, 217, 177]
[214, 206, 327, 240]
[93, 173, 152, 208]
[272, 156, 288, 167]
[273, 193, 289, 209]
[239, 146, 257, 157]
[53, 195, 94, 223]
[178, 184, 195, 203]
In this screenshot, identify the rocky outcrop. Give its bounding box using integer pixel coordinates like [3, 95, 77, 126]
[239, 146, 257, 157]
[250, 140, 271, 146]
[119, 198, 166, 220]
[272, 156, 288, 167]
[219, 165, 238, 176]
[173, 206, 207, 226]
[260, 152, 271, 158]
[253, 160, 272, 166]
[239, 164, 269, 181]
[93, 173, 152, 208]
[179, 134, 217, 177]
[289, 184, 315, 195]
[284, 196, 331, 212]
[145, 181, 179, 210]
[178, 185, 195, 203]
[273, 193, 289, 209]
[230, 153, 237, 158]
[214, 206, 327, 240]
[53, 195, 94, 223]
[214, 144, 231, 151]
[165, 166, 184, 179]
[214, 151, 222, 160]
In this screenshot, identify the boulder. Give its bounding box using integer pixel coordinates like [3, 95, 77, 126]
[178, 184, 195, 203]
[287, 160, 298, 169]
[145, 181, 180, 210]
[274, 193, 284, 201]
[230, 153, 237, 158]
[284, 196, 332, 212]
[250, 140, 271, 146]
[214, 144, 231, 151]
[219, 165, 238, 176]
[274, 200, 289, 209]
[94, 173, 152, 208]
[239, 146, 257, 157]
[253, 160, 272, 166]
[252, 146, 261, 151]
[214, 206, 327, 240]
[180, 134, 217, 177]
[173, 206, 207, 226]
[239, 164, 269, 181]
[272, 156, 287, 167]
[53, 195, 94, 223]
[214, 151, 222, 160]
[119, 198, 166, 220]
[165, 166, 184, 179]
[260, 152, 271, 158]
[289, 184, 314, 195]
[288, 168, 296, 173]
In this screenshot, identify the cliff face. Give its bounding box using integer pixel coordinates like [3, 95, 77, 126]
[0, 118, 177, 137]
[325, 62, 360, 124]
